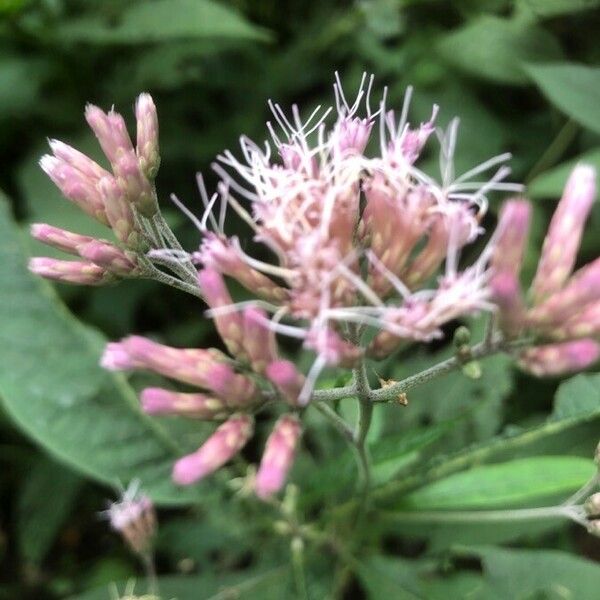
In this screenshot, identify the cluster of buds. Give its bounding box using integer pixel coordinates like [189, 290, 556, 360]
[29, 74, 599, 494]
[104, 481, 157, 556]
[29, 94, 161, 285]
[491, 165, 600, 376]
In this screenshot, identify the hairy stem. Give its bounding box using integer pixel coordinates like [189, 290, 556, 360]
[352, 358, 373, 515]
[369, 337, 531, 404]
[313, 401, 354, 441]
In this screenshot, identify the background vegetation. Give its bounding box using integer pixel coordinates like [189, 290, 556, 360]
[1, 0, 600, 598]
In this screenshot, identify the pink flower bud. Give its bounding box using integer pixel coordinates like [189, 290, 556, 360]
[172, 414, 254, 485]
[85, 104, 135, 168]
[98, 176, 139, 248]
[198, 234, 286, 303]
[78, 240, 138, 276]
[28, 257, 111, 286]
[140, 388, 229, 420]
[266, 360, 305, 405]
[403, 215, 449, 288]
[40, 155, 108, 225]
[241, 308, 277, 374]
[331, 116, 373, 156]
[362, 175, 431, 295]
[100, 342, 135, 370]
[48, 139, 110, 181]
[490, 271, 526, 338]
[255, 414, 302, 499]
[198, 268, 246, 359]
[546, 301, 600, 341]
[528, 257, 600, 328]
[492, 199, 531, 279]
[114, 150, 156, 217]
[531, 165, 596, 303]
[397, 106, 438, 164]
[135, 93, 160, 179]
[100, 336, 257, 405]
[30, 224, 95, 256]
[518, 340, 600, 376]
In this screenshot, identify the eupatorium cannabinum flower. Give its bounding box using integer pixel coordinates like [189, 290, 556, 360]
[491, 165, 600, 376]
[30, 74, 599, 496]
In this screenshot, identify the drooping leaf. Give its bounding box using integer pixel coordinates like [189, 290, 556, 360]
[56, 0, 270, 45]
[0, 193, 204, 505]
[437, 16, 562, 85]
[395, 456, 595, 510]
[524, 62, 600, 134]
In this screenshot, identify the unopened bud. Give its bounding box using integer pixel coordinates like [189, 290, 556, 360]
[584, 493, 600, 517]
[453, 326, 471, 348]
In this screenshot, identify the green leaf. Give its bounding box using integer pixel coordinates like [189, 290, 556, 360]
[396, 456, 594, 510]
[516, 0, 600, 19]
[57, 0, 270, 45]
[528, 148, 600, 198]
[358, 555, 487, 600]
[17, 457, 82, 565]
[437, 16, 562, 85]
[299, 420, 455, 507]
[457, 546, 600, 599]
[524, 62, 600, 134]
[0, 194, 202, 505]
[70, 568, 290, 600]
[552, 372, 600, 421]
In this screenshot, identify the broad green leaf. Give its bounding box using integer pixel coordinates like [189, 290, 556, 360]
[528, 148, 600, 198]
[70, 567, 290, 600]
[358, 555, 488, 600]
[0, 194, 202, 504]
[457, 546, 600, 599]
[437, 16, 562, 85]
[516, 0, 600, 19]
[396, 456, 594, 510]
[17, 456, 82, 565]
[57, 0, 269, 45]
[524, 62, 600, 134]
[552, 372, 600, 421]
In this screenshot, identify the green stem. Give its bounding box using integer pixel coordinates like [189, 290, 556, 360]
[313, 402, 354, 441]
[369, 337, 531, 404]
[291, 539, 309, 600]
[352, 359, 373, 514]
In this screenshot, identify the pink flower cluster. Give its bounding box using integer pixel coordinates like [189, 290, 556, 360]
[29, 94, 160, 284]
[29, 74, 600, 496]
[491, 166, 600, 376]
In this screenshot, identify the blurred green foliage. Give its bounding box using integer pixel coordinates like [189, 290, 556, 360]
[1, 0, 600, 598]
